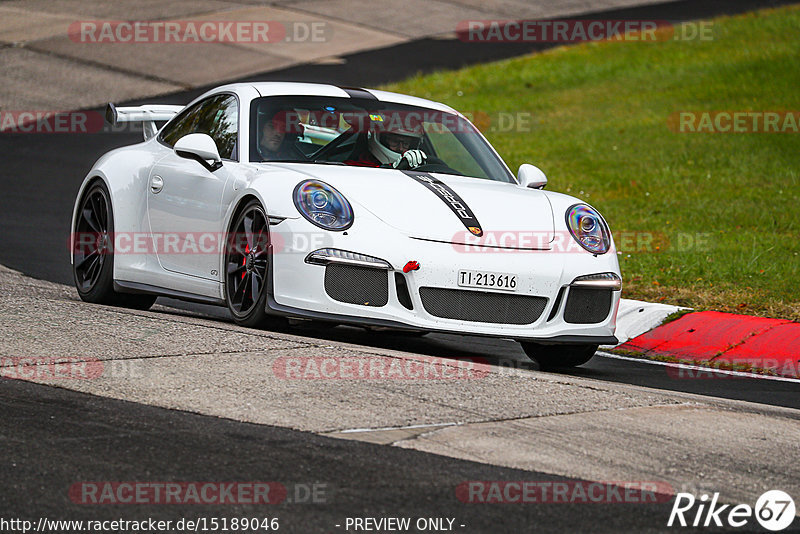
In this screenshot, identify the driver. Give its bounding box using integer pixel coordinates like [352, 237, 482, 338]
[257, 110, 303, 161]
[345, 119, 428, 169]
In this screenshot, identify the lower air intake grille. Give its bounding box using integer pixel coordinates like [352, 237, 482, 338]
[419, 287, 547, 324]
[563, 287, 612, 324]
[324, 264, 388, 307]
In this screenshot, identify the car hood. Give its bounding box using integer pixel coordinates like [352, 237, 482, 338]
[271, 165, 555, 249]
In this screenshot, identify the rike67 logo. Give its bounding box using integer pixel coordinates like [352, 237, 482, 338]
[668, 490, 795, 531]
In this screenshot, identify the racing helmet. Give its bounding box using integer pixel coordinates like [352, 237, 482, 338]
[367, 118, 424, 164]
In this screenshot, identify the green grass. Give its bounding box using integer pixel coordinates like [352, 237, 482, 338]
[383, 6, 800, 319]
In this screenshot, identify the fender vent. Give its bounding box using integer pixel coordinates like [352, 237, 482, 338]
[419, 287, 547, 324]
[563, 287, 612, 324]
[324, 264, 388, 307]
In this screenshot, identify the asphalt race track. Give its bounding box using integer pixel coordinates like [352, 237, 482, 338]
[1, 378, 685, 533]
[2, 1, 799, 532]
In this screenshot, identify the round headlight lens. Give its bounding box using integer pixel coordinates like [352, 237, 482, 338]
[566, 204, 611, 254]
[311, 190, 329, 209]
[293, 180, 353, 231]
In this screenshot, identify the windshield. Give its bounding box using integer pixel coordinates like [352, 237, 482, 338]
[249, 96, 514, 182]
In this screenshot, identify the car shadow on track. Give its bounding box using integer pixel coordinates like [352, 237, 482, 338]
[155, 297, 542, 369]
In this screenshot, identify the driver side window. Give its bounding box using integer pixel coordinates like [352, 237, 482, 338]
[159, 94, 239, 160]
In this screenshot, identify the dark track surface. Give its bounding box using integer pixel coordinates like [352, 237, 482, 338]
[0, 378, 689, 533]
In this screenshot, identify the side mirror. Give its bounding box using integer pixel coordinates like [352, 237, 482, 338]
[174, 133, 222, 171]
[517, 164, 547, 189]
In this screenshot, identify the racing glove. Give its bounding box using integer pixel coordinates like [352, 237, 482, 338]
[392, 149, 427, 169]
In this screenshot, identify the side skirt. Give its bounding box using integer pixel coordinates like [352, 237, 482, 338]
[114, 280, 226, 306]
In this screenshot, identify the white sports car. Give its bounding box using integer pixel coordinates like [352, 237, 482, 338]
[71, 82, 621, 369]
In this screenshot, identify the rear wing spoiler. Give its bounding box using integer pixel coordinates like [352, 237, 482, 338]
[105, 103, 184, 140]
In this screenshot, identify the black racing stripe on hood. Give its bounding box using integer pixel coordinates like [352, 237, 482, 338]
[402, 171, 483, 237]
[340, 86, 378, 101]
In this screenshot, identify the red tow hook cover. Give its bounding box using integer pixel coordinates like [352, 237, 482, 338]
[402, 261, 420, 273]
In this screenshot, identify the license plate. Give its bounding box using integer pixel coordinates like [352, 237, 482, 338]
[458, 270, 518, 292]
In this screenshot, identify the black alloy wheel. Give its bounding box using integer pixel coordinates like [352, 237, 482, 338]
[73, 181, 156, 310]
[225, 200, 280, 328]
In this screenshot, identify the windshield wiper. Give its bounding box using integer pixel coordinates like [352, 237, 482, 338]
[259, 159, 346, 165]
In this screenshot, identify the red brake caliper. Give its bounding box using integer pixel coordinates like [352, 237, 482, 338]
[242, 244, 249, 280]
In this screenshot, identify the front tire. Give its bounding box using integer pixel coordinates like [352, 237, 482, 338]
[224, 200, 283, 329]
[72, 180, 156, 310]
[520, 342, 598, 370]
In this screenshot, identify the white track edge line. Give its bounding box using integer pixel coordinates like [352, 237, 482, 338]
[337, 422, 461, 434]
[596, 351, 800, 384]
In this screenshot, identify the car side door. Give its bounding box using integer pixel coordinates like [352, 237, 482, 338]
[146, 93, 239, 281]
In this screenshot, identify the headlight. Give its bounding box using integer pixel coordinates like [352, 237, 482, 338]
[293, 180, 354, 231]
[566, 204, 611, 254]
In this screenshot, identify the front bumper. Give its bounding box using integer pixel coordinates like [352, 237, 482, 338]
[266, 216, 620, 343]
